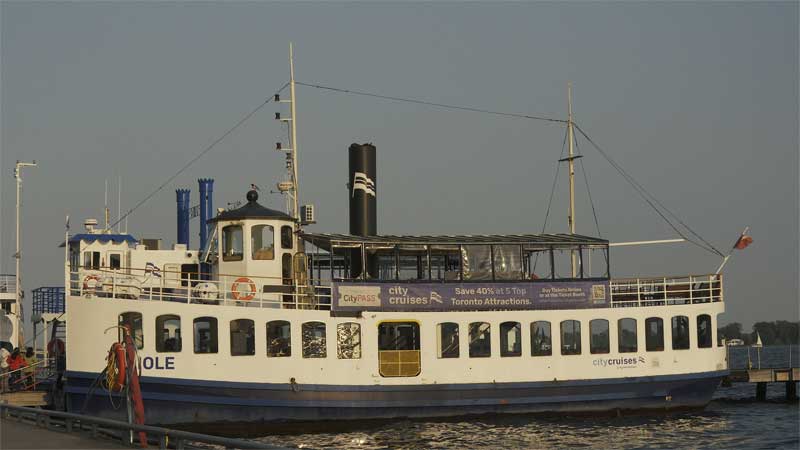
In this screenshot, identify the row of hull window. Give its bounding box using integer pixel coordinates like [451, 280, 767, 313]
[436, 315, 714, 358]
[117, 313, 714, 361]
[118, 313, 360, 359]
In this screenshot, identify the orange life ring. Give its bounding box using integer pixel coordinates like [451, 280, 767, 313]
[107, 342, 127, 392]
[231, 277, 257, 301]
[83, 274, 102, 291]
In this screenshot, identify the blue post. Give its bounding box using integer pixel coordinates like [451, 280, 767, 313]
[175, 189, 190, 247]
[198, 178, 214, 251]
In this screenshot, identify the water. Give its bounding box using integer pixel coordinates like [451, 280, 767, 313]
[251, 345, 799, 449]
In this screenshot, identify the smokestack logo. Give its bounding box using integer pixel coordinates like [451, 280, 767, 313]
[352, 171, 376, 197]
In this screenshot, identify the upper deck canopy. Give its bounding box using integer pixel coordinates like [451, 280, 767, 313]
[300, 232, 608, 250]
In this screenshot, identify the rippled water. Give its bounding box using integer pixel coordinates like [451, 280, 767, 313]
[253, 384, 798, 449]
[251, 347, 800, 449]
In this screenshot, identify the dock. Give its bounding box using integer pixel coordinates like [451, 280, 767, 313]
[0, 391, 48, 407]
[726, 368, 799, 401]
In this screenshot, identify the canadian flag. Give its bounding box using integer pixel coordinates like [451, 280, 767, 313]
[734, 233, 753, 250]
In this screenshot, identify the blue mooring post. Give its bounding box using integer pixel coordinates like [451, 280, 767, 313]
[198, 178, 214, 251]
[176, 189, 190, 247]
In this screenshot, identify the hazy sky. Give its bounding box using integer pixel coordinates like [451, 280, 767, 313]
[1, 2, 797, 328]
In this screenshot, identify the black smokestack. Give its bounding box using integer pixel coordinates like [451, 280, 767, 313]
[348, 143, 377, 236]
[348, 143, 377, 279]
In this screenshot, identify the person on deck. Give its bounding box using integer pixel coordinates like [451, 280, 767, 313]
[0, 346, 10, 392]
[23, 347, 37, 386]
[6, 348, 28, 391]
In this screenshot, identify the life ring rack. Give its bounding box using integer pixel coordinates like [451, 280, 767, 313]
[231, 277, 257, 301]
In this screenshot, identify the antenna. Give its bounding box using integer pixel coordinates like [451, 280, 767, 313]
[14, 160, 36, 348]
[118, 176, 122, 233]
[556, 83, 583, 277]
[275, 43, 301, 223]
[104, 179, 110, 231]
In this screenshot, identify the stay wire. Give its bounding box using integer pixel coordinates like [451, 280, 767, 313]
[573, 124, 723, 256]
[108, 82, 290, 230]
[573, 136, 602, 238]
[296, 81, 568, 124]
[574, 123, 713, 254]
[532, 126, 568, 274]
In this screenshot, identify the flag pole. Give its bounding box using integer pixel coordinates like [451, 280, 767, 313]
[715, 226, 750, 275]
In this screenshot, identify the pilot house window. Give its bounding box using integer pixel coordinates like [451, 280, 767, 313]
[222, 225, 243, 261]
[251, 225, 275, 260]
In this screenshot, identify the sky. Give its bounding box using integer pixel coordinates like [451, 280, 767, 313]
[1, 2, 797, 329]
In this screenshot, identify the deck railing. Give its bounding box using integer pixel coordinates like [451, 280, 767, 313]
[68, 268, 722, 310]
[609, 273, 723, 307]
[0, 274, 16, 295]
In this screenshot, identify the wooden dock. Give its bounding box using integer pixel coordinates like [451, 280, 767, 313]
[0, 390, 48, 407]
[725, 368, 799, 401]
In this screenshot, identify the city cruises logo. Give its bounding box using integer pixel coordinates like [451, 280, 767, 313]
[593, 355, 645, 369]
[337, 285, 381, 307]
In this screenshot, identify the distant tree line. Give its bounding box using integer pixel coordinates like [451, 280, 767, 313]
[718, 321, 799, 346]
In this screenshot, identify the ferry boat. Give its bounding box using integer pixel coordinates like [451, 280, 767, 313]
[61, 48, 727, 426]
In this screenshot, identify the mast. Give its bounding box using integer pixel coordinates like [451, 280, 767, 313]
[14, 160, 36, 348]
[567, 83, 577, 277]
[288, 43, 300, 222]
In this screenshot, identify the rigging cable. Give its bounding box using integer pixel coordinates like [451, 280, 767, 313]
[541, 126, 569, 234]
[296, 81, 568, 124]
[532, 126, 568, 274]
[573, 136, 602, 238]
[108, 82, 290, 230]
[573, 123, 723, 256]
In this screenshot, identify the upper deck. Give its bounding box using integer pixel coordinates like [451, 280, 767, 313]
[65, 228, 723, 312]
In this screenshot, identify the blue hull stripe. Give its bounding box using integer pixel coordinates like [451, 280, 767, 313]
[66, 370, 725, 409]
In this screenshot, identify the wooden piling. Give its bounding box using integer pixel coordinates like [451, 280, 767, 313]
[756, 382, 767, 401]
[787, 381, 798, 401]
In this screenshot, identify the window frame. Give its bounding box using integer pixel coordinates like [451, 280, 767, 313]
[560, 320, 582, 355]
[671, 315, 690, 350]
[697, 314, 713, 349]
[222, 225, 244, 261]
[468, 322, 492, 358]
[645, 317, 664, 352]
[530, 321, 552, 356]
[437, 322, 459, 358]
[617, 318, 638, 353]
[155, 314, 182, 353]
[251, 224, 275, 261]
[118, 312, 144, 350]
[193, 316, 219, 354]
[302, 321, 327, 358]
[500, 321, 522, 357]
[230, 319, 256, 356]
[266, 320, 291, 357]
[590, 319, 610, 355]
[337, 322, 362, 359]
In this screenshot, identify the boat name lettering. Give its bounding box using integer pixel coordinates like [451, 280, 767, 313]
[142, 356, 175, 370]
[593, 356, 645, 368]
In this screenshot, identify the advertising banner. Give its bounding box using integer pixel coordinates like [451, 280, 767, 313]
[331, 281, 609, 312]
